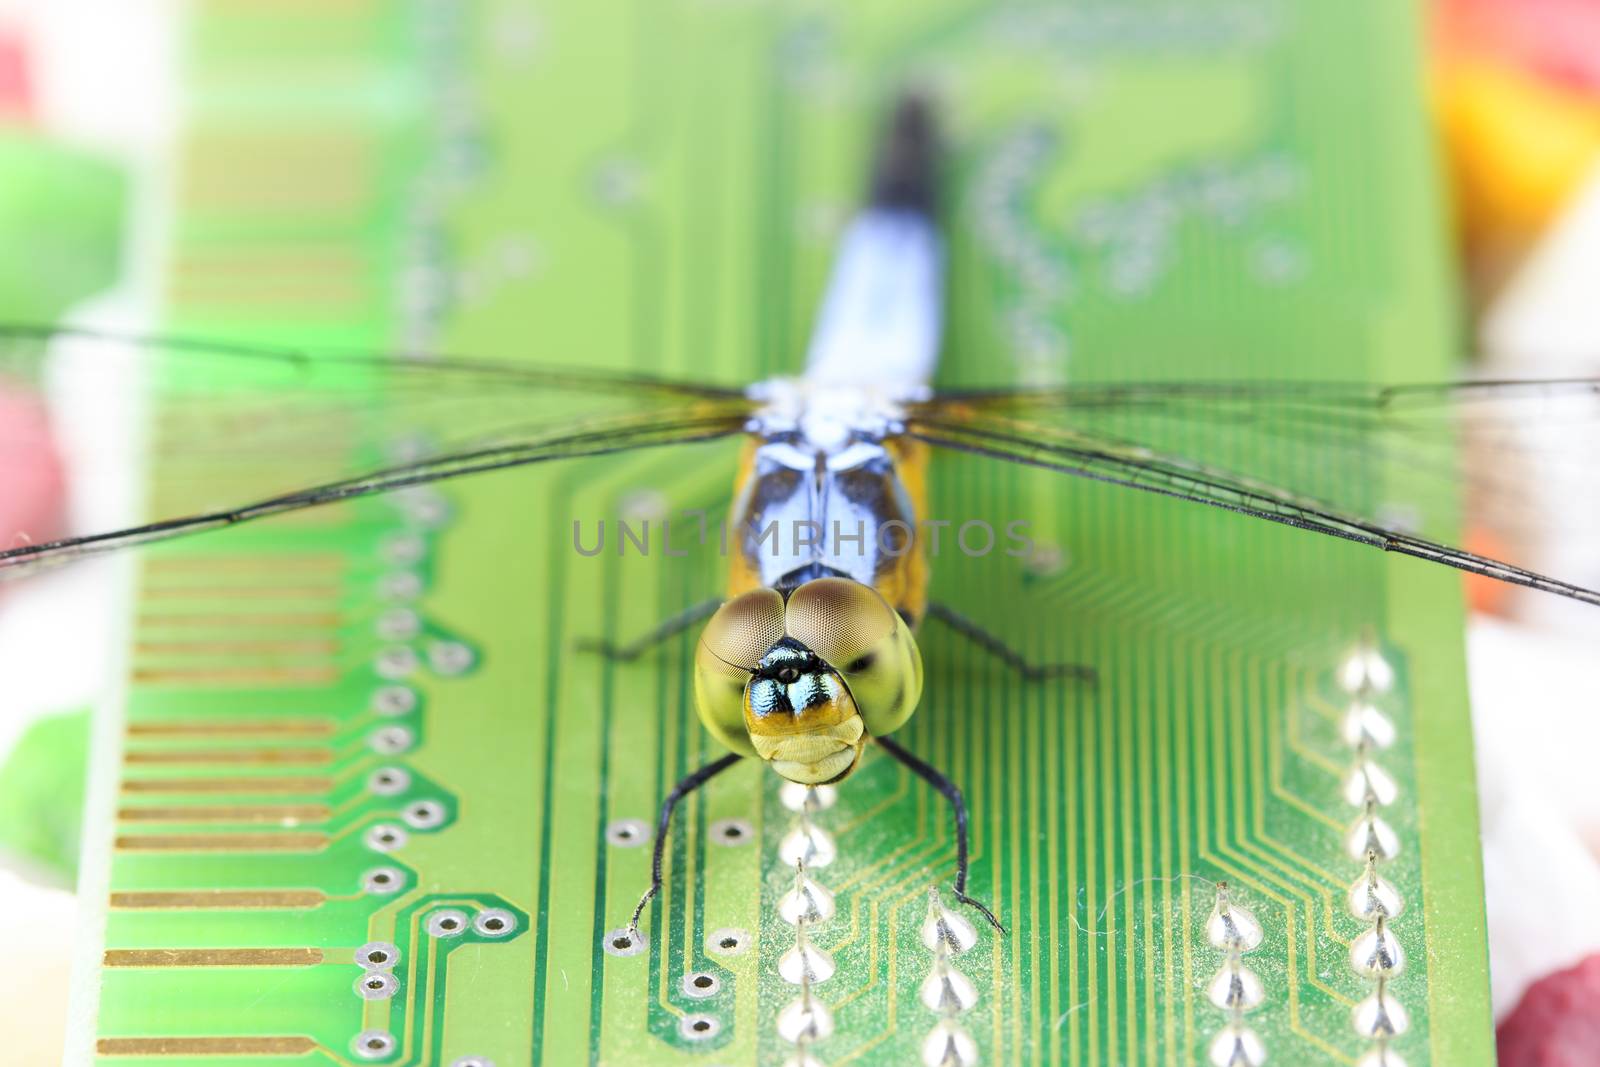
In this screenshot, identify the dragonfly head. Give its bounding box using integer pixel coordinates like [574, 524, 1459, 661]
[693, 578, 924, 785]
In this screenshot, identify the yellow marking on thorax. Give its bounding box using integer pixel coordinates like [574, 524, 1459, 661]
[877, 436, 929, 626]
[725, 438, 765, 598]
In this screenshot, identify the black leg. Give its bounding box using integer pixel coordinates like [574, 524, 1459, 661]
[627, 752, 743, 936]
[578, 598, 722, 662]
[876, 735, 1004, 935]
[926, 600, 1096, 684]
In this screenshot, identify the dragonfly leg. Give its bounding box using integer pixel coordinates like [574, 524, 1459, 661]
[578, 597, 722, 661]
[925, 601, 1096, 683]
[626, 752, 743, 938]
[877, 735, 1004, 935]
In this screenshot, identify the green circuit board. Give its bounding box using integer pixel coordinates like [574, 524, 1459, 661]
[74, 1, 1492, 1065]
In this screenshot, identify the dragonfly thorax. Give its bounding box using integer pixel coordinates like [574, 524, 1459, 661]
[746, 376, 927, 453]
[734, 379, 927, 595]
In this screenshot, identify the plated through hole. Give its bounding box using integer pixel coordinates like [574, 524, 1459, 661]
[427, 909, 469, 938]
[679, 1013, 720, 1040]
[364, 824, 408, 852]
[402, 800, 446, 829]
[352, 1030, 395, 1060]
[368, 768, 411, 796]
[363, 867, 404, 894]
[682, 971, 721, 998]
[603, 927, 647, 957]
[606, 819, 649, 847]
[355, 941, 399, 969]
[707, 927, 750, 956]
[474, 908, 516, 937]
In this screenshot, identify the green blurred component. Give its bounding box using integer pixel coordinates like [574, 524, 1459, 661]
[0, 133, 124, 322]
[0, 709, 89, 884]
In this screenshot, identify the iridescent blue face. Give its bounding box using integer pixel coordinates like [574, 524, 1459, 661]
[745, 644, 850, 723]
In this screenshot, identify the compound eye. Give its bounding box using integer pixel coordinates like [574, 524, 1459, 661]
[693, 589, 784, 760]
[699, 588, 785, 670]
[784, 577, 896, 667]
[785, 577, 921, 738]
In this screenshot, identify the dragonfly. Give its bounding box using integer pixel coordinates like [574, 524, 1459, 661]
[3, 94, 1600, 936]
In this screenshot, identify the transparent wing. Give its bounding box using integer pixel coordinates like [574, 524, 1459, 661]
[0, 324, 752, 576]
[909, 378, 1600, 607]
